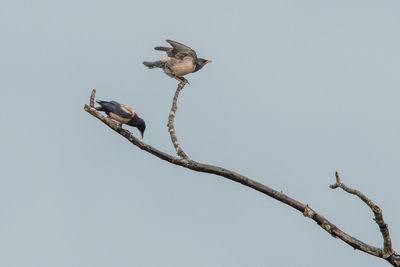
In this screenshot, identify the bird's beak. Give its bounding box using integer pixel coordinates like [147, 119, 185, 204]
[205, 60, 212, 64]
[141, 132, 144, 139]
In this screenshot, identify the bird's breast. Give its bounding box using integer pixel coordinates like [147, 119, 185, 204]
[170, 61, 196, 76]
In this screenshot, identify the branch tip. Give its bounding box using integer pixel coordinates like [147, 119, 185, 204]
[329, 171, 341, 189]
[90, 89, 96, 107]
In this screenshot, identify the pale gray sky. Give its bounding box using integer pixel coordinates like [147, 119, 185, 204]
[1, 1, 399, 266]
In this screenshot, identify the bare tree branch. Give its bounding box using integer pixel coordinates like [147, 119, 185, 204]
[167, 83, 189, 160]
[330, 172, 395, 259]
[90, 88, 96, 107]
[85, 89, 399, 266]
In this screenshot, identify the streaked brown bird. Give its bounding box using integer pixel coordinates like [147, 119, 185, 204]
[143, 40, 212, 85]
[96, 100, 146, 138]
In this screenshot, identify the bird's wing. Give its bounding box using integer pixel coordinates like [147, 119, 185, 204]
[154, 46, 176, 58]
[166, 40, 197, 60]
[166, 40, 192, 52]
[109, 101, 132, 118]
[120, 104, 136, 117]
[98, 101, 132, 118]
[154, 46, 171, 52]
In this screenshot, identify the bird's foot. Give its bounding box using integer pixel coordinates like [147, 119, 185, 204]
[176, 77, 189, 86]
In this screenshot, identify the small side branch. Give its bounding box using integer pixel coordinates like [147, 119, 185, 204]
[330, 172, 394, 259]
[167, 83, 189, 160]
[90, 89, 96, 107]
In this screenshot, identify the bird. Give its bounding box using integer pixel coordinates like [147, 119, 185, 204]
[143, 39, 212, 85]
[95, 100, 146, 138]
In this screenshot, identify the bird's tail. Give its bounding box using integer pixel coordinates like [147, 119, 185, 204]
[143, 61, 163, 69]
[95, 101, 108, 111]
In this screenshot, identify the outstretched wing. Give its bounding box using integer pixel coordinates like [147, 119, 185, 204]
[154, 40, 197, 60]
[166, 40, 192, 52]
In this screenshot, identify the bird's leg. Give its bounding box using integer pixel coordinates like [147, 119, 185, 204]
[175, 76, 189, 86]
[181, 77, 189, 85]
[174, 76, 185, 85]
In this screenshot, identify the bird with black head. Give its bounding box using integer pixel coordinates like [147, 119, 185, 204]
[96, 100, 146, 138]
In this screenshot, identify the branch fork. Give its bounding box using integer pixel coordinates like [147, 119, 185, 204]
[330, 172, 395, 260]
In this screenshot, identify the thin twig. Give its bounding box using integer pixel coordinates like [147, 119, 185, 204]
[85, 89, 400, 267]
[90, 88, 96, 107]
[167, 83, 189, 160]
[330, 172, 394, 259]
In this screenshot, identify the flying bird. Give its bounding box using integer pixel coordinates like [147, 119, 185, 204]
[96, 100, 146, 138]
[143, 39, 212, 85]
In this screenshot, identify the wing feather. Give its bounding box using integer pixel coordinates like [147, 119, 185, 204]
[97, 100, 132, 118]
[152, 40, 197, 60]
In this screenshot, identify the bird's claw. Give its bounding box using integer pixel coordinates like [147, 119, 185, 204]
[177, 77, 189, 86]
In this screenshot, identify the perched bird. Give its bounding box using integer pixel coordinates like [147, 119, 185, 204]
[143, 39, 212, 85]
[96, 100, 146, 138]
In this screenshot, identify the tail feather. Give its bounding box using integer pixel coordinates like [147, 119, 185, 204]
[143, 61, 163, 69]
[95, 101, 108, 112]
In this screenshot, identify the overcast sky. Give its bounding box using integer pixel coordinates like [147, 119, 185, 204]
[1, 1, 399, 266]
